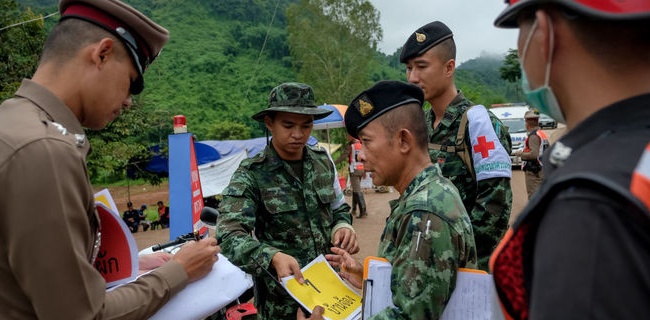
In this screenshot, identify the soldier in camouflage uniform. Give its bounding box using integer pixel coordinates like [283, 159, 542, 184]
[216, 82, 357, 320]
[307, 81, 477, 320]
[400, 21, 513, 269]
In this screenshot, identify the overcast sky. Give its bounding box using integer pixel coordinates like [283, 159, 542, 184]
[368, 0, 519, 64]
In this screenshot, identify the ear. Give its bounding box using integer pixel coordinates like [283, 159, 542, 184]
[90, 38, 116, 68]
[263, 115, 273, 132]
[397, 128, 414, 154]
[534, 10, 553, 66]
[443, 58, 456, 78]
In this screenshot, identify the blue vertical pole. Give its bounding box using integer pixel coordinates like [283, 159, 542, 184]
[168, 133, 193, 240]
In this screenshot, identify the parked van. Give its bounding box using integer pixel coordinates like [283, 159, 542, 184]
[490, 103, 530, 167]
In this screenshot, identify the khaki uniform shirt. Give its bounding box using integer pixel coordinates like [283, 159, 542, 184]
[0, 80, 187, 319]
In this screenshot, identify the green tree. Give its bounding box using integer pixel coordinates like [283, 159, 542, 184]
[286, 0, 382, 105]
[0, 0, 47, 100]
[205, 121, 251, 140]
[499, 48, 521, 100]
[85, 100, 173, 185]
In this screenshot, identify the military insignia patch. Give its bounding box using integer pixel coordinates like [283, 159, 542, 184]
[415, 32, 426, 43]
[359, 99, 373, 116]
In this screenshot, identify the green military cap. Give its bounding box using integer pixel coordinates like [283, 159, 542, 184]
[345, 80, 424, 139]
[251, 82, 332, 122]
[399, 21, 453, 63]
[59, 0, 169, 94]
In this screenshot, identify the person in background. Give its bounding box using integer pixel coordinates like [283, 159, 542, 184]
[513, 109, 549, 198]
[400, 21, 512, 269]
[217, 82, 357, 319]
[302, 81, 477, 319]
[123, 201, 141, 233]
[0, 0, 219, 318]
[334, 134, 368, 218]
[138, 203, 151, 231]
[490, 0, 650, 318]
[156, 200, 170, 229]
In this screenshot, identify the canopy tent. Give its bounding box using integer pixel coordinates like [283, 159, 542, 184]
[313, 104, 347, 130]
[313, 104, 347, 154]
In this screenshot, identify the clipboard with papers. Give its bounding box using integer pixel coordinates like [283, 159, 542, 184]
[361, 256, 504, 320]
[361, 256, 394, 319]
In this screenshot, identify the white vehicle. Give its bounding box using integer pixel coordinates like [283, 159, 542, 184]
[491, 104, 530, 167]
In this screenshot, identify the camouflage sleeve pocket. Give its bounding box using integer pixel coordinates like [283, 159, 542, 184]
[261, 187, 298, 214]
[315, 186, 336, 205]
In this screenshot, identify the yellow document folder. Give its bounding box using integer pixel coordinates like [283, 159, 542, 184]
[282, 255, 362, 320]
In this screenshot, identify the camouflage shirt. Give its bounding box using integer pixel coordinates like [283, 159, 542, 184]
[371, 165, 477, 319]
[216, 142, 352, 320]
[426, 91, 512, 269]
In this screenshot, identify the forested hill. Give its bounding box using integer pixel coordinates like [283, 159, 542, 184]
[17, 0, 516, 139]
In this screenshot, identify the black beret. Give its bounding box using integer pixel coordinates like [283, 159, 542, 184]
[399, 21, 453, 63]
[345, 81, 424, 139]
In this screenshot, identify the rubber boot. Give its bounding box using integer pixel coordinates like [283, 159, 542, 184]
[358, 192, 368, 217]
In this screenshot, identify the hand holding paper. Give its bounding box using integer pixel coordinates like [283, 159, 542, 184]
[282, 255, 362, 320]
[171, 237, 220, 282]
[272, 251, 304, 283]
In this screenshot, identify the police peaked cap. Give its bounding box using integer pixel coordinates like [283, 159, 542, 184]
[345, 81, 424, 139]
[59, 0, 169, 94]
[399, 21, 453, 63]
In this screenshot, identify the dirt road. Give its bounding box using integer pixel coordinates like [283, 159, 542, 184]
[130, 170, 528, 261]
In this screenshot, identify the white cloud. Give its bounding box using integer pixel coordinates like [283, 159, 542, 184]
[368, 0, 519, 63]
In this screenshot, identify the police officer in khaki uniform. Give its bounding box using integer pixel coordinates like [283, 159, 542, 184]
[0, 0, 219, 318]
[513, 110, 549, 198]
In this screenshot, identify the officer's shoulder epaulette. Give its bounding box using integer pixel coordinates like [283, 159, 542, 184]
[34, 108, 86, 148]
[44, 120, 86, 148]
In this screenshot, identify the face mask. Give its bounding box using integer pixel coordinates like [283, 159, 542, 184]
[519, 19, 566, 124]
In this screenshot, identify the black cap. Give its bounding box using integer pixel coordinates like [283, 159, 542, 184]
[345, 81, 424, 139]
[399, 21, 453, 63]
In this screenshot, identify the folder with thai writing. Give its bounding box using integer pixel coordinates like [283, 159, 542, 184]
[282, 254, 362, 320]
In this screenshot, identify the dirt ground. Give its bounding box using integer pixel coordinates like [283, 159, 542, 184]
[106, 125, 565, 258]
[104, 171, 528, 260]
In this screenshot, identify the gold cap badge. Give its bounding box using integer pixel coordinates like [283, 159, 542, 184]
[415, 32, 426, 43]
[359, 99, 373, 116]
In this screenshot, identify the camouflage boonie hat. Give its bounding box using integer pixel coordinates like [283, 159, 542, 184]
[251, 82, 332, 122]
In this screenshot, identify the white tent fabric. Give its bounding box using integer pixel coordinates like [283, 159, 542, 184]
[197, 141, 342, 197]
[198, 150, 248, 197]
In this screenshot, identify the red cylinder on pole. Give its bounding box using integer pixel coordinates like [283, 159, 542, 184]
[173, 115, 187, 134]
